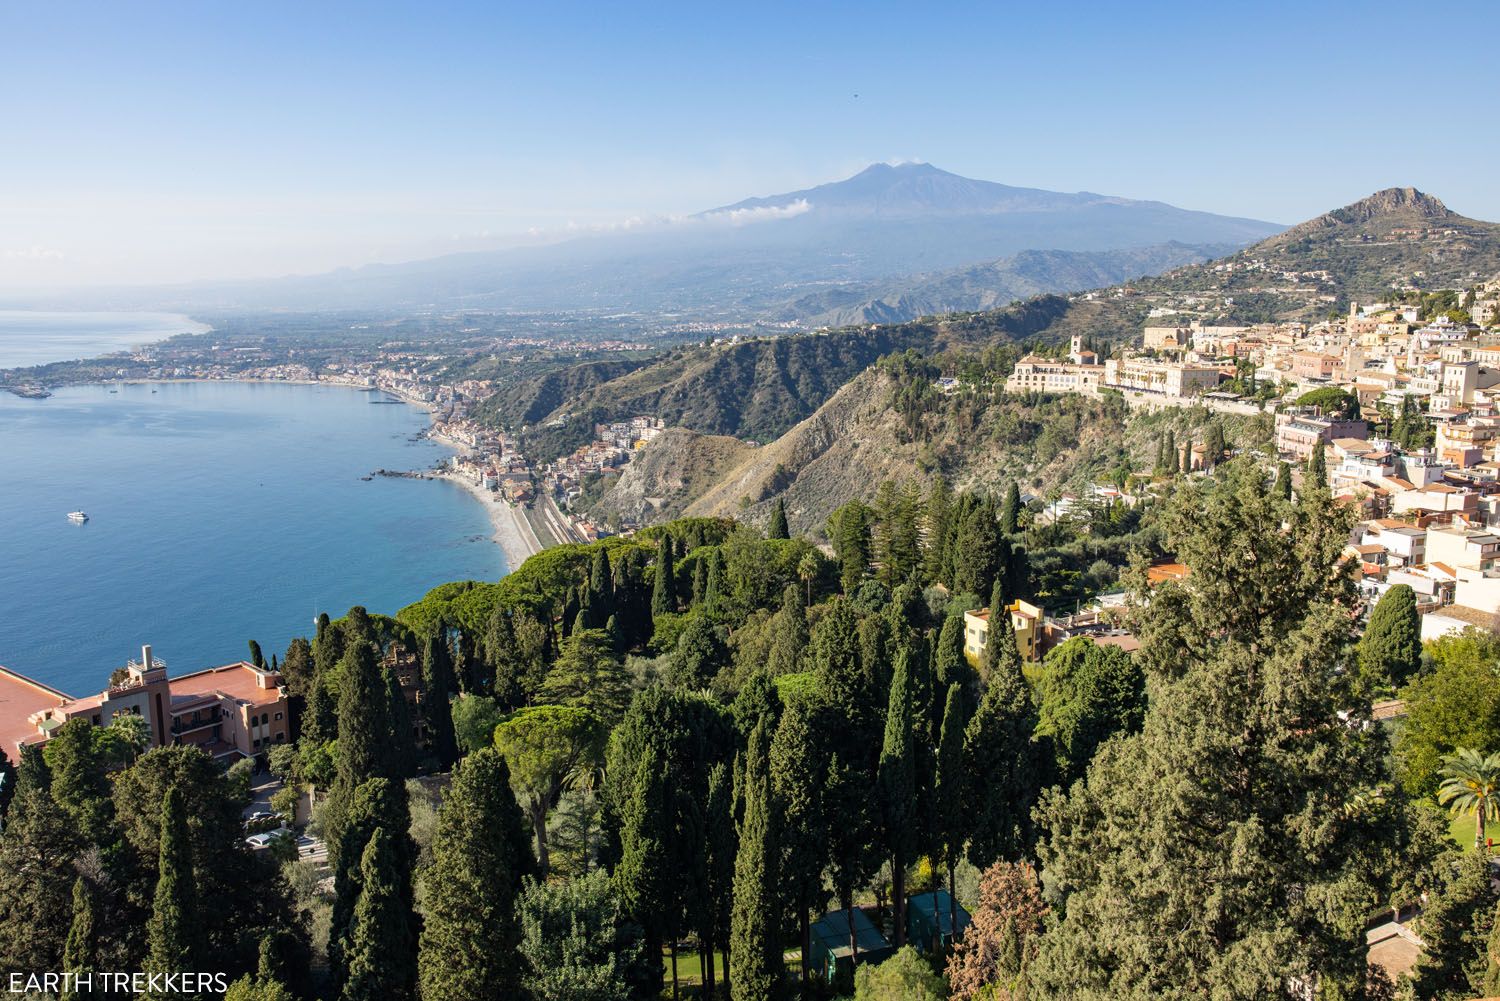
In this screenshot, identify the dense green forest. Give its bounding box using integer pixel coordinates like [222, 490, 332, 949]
[2, 453, 1496, 1001]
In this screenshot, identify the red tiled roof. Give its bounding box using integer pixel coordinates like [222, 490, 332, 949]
[0, 666, 71, 757]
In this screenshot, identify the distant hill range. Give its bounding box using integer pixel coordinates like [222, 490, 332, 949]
[525, 186, 1500, 531]
[16, 163, 1282, 320]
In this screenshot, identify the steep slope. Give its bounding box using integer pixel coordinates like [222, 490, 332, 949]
[520, 295, 1076, 441]
[588, 428, 753, 525]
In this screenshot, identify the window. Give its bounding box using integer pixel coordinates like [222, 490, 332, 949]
[274, 732, 285, 743]
[260, 713, 269, 726]
[274, 712, 283, 721]
[92, 714, 101, 724]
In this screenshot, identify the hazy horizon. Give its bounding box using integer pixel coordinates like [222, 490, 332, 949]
[4, 0, 1498, 291]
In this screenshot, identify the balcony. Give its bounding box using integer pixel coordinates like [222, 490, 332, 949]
[171, 709, 222, 736]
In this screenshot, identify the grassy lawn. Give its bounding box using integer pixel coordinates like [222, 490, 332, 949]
[657, 948, 804, 999]
[1445, 812, 1500, 853]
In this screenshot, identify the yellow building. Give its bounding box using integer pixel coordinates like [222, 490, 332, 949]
[962, 600, 1043, 663]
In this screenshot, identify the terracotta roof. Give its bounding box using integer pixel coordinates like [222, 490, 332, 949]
[1434, 604, 1498, 629]
[1429, 562, 1459, 578]
[170, 662, 284, 707]
[0, 666, 71, 757]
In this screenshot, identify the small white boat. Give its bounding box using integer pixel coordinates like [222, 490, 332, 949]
[67, 511, 88, 523]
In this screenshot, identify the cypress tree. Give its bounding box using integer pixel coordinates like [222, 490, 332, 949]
[329, 778, 414, 982]
[769, 697, 826, 988]
[731, 721, 781, 1001]
[418, 749, 530, 1001]
[1000, 481, 1021, 535]
[248, 639, 266, 669]
[385, 665, 417, 780]
[1275, 459, 1293, 501]
[878, 648, 918, 948]
[692, 554, 708, 605]
[703, 761, 736, 998]
[1204, 420, 1226, 468]
[616, 743, 670, 1000]
[768, 497, 790, 539]
[1358, 583, 1422, 692]
[829, 500, 873, 593]
[652, 534, 677, 616]
[952, 500, 1003, 597]
[421, 632, 459, 770]
[341, 828, 415, 1001]
[964, 639, 1038, 867]
[1164, 429, 1177, 477]
[143, 787, 198, 1001]
[925, 475, 953, 584]
[1483, 898, 1500, 995]
[704, 548, 727, 617]
[1307, 439, 1328, 487]
[59, 877, 97, 1001]
[313, 612, 343, 681]
[304, 675, 336, 745]
[934, 683, 967, 942]
[589, 548, 614, 622]
[983, 592, 1022, 683]
[16, 741, 49, 796]
[335, 640, 396, 787]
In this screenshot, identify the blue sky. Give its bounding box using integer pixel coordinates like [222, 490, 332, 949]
[3, 0, 1496, 287]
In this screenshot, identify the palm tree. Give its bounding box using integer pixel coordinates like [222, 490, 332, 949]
[1437, 748, 1500, 850]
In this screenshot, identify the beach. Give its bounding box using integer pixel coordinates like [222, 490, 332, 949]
[435, 470, 544, 571]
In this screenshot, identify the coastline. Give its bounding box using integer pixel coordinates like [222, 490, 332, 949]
[432, 469, 544, 571]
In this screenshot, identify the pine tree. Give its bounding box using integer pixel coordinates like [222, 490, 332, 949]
[341, 828, 416, 1001]
[1358, 583, 1422, 692]
[0, 781, 80, 974]
[418, 749, 530, 1000]
[768, 497, 790, 539]
[59, 878, 97, 1001]
[964, 639, 1037, 867]
[731, 721, 781, 1001]
[878, 648, 918, 947]
[143, 787, 199, 1001]
[1026, 458, 1391, 999]
[1408, 849, 1498, 1000]
[652, 534, 677, 617]
[828, 500, 873, 593]
[925, 476, 954, 584]
[421, 632, 459, 769]
[45, 718, 113, 846]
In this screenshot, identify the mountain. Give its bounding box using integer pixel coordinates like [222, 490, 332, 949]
[17, 164, 1283, 320]
[548, 187, 1500, 531]
[777, 241, 1236, 327]
[1113, 187, 1500, 320]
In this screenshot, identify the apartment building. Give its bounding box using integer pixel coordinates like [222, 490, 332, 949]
[963, 601, 1043, 663]
[0, 645, 289, 761]
[1274, 410, 1369, 462]
[1102, 357, 1222, 399]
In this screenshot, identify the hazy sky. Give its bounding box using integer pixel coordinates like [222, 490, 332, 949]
[4, 0, 1497, 289]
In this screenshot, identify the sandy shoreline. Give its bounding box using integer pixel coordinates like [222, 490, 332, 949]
[433, 470, 544, 571]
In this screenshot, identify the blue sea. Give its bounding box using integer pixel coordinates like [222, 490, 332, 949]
[0, 381, 505, 695]
[0, 311, 209, 369]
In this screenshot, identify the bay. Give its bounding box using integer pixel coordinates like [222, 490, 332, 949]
[0, 381, 505, 695]
[0, 310, 209, 369]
